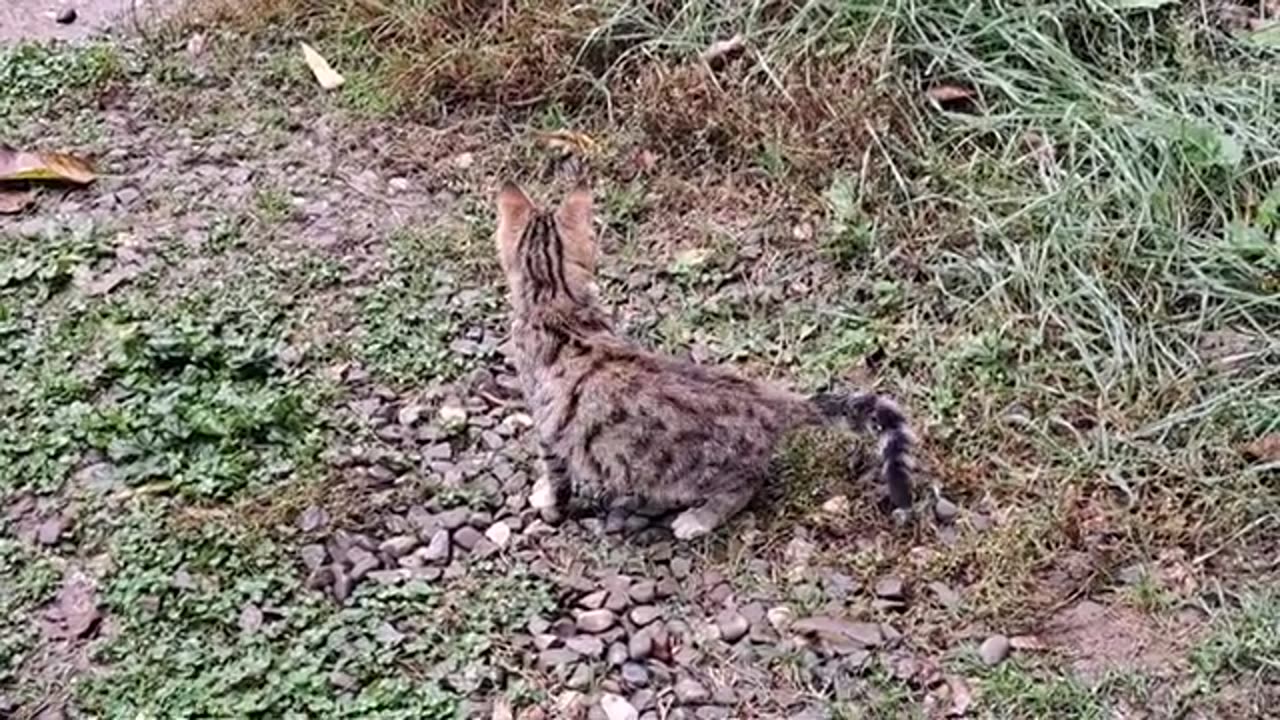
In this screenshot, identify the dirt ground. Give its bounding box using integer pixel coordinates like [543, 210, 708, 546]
[0, 0, 151, 43]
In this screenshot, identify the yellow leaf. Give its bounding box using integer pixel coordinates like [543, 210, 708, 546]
[534, 129, 600, 157]
[0, 145, 96, 184]
[300, 42, 345, 91]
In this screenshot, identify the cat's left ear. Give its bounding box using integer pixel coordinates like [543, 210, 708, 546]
[555, 184, 597, 279]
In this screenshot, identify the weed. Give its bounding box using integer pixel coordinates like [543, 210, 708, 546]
[1193, 588, 1280, 681]
[0, 42, 121, 129]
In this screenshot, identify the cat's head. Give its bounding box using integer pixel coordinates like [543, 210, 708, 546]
[494, 182, 598, 311]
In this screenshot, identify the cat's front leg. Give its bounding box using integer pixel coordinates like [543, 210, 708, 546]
[529, 446, 572, 512]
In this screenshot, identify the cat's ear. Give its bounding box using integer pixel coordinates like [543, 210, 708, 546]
[495, 181, 535, 273]
[555, 184, 597, 281]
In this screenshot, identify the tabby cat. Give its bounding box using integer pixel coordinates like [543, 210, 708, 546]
[495, 182, 917, 539]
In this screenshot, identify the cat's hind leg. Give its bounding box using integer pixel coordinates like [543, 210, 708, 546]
[529, 447, 572, 510]
[671, 485, 755, 541]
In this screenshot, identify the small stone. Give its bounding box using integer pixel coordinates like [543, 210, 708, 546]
[607, 641, 629, 666]
[716, 610, 749, 643]
[628, 629, 653, 660]
[605, 590, 630, 613]
[670, 557, 692, 579]
[439, 507, 470, 530]
[379, 535, 419, 558]
[601, 693, 638, 720]
[631, 689, 655, 711]
[36, 517, 66, 546]
[629, 605, 662, 627]
[979, 635, 1011, 666]
[485, 521, 513, 548]
[874, 577, 905, 601]
[332, 570, 353, 602]
[934, 497, 959, 523]
[56, 8, 78, 24]
[538, 648, 579, 672]
[580, 590, 609, 610]
[566, 663, 593, 690]
[674, 677, 710, 704]
[368, 569, 410, 585]
[695, 708, 730, 720]
[656, 577, 679, 598]
[620, 662, 649, 688]
[628, 581, 656, 604]
[297, 505, 329, 533]
[421, 529, 452, 564]
[346, 547, 380, 580]
[577, 609, 618, 633]
[453, 526, 484, 551]
[567, 635, 605, 658]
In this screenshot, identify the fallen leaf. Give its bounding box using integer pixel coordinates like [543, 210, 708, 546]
[1242, 434, 1280, 462]
[0, 188, 36, 214]
[0, 145, 95, 184]
[300, 42, 345, 90]
[1009, 634, 1048, 651]
[926, 84, 975, 103]
[701, 34, 746, 64]
[533, 129, 599, 157]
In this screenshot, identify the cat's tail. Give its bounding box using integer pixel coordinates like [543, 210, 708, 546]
[810, 391, 916, 511]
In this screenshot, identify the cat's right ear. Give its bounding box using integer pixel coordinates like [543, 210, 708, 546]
[496, 182, 535, 273]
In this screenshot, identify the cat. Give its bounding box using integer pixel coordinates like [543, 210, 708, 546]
[494, 181, 917, 539]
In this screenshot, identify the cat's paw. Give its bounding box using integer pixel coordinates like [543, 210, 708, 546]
[529, 475, 558, 510]
[671, 510, 713, 541]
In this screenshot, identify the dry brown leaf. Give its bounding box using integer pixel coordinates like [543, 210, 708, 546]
[926, 85, 976, 103]
[1242, 433, 1280, 462]
[533, 129, 599, 157]
[300, 42, 345, 91]
[701, 34, 746, 64]
[0, 188, 36, 214]
[0, 145, 95, 184]
[1010, 634, 1048, 651]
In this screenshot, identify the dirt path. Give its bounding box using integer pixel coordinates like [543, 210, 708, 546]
[0, 0, 150, 43]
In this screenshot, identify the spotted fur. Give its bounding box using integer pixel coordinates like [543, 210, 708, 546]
[495, 182, 916, 538]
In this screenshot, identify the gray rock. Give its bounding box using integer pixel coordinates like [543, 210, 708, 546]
[607, 641, 629, 666]
[438, 507, 469, 530]
[452, 526, 484, 551]
[600, 693, 639, 720]
[566, 663, 593, 690]
[605, 590, 630, 613]
[628, 629, 653, 660]
[628, 581, 656, 604]
[580, 589, 609, 610]
[716, 610, 749, 643]
[674, 677, 710, 704]
[630, 689, 655, 711]
[567, 635, 605, 658]
[928, 581, 962, 610]
[620, 662, 649, 688]
[790, 617, 883, 649]
[332, 569, 353, 602]
[670, 557, 692, 579]
[934, 496, 959, 523]
[379, 535, 419, 558]
[36, 517, 66, 546]
[420, 530, 452, 564]
[695, 708, 730, 720]
[577, 609, 618, 633]
[629, 605, 662, 627]
[537, 648, 579, 671]
[346, 547, 380, 580]
[979, 635, 1011, 666]
[297, 505, 329, 532]
[874, 577, 905, 600]
[368, 569, 410, 585]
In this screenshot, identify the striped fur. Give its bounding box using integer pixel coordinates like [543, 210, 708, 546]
[495, 182, 917, 538]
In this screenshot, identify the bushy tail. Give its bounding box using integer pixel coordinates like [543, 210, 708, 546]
[811, 391, 916, 510]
